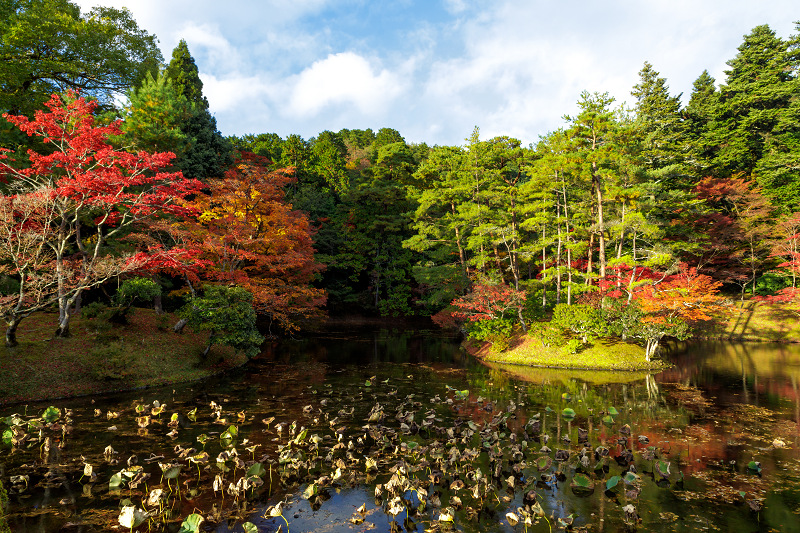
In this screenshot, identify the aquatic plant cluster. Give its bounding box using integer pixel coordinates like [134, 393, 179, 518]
[0, 369, 788, 532]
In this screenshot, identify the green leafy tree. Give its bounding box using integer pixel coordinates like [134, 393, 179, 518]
[0, 0, 162, 120]
[120, 71, 191, 155]
[180, 285, 264, 358]
[163, 39, 232, 180]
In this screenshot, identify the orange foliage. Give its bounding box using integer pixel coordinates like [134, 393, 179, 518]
[180, 152, 326, 331]
[636, 263, 726, 325]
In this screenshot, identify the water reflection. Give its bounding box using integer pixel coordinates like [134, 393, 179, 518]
[1, 331, 800, 532]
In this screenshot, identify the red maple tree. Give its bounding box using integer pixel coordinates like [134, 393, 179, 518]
[0, 92, 204, 343]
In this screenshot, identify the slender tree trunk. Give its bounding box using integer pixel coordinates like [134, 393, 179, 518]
[5, 316, 22, 348]
[562, 184, 573, 305]
[541, 226, 547, 308]
[586, 232, 594, 285]
[154, 293, 163, 314]
[593, 161, 606, 279]
[556, 201, 563, 305]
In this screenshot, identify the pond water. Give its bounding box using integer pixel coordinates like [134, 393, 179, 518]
[1, 326, 800, 533]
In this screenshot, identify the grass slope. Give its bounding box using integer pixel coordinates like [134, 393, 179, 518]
[0, 309, 246, 406]
[468, 335, 668, 371]
[704, 301, 800, 342]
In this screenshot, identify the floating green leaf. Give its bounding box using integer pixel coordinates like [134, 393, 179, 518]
[242, 523, 258, 533]
[624, 472, 641, 485]
[747, 461, 762, 474]
[536, 456, 552, 472]
[602, 415, 615, 427]
[109, 471, 124, 489]
[606, 475, 622, 491]
[41, 406, 60, 424]
[570, 472, 595, 495]
[562, 408, 576, 420]
[178, 513, 204, 533]
[246, 463, 266, 478]
[656, 460, 671, 479]
[608, 406, 619, 416]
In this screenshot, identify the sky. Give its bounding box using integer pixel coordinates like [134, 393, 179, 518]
[74, 0, 797, 147]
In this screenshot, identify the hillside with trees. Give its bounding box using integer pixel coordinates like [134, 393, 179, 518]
[1, 0, 799, 362]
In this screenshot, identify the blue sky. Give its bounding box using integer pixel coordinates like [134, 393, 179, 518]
[75, 0, 798, 146]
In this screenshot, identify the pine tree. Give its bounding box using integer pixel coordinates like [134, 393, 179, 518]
[120, 71, 191, 155]
[163, 39, 232, 180]
[631, 62, 684, 171]
[707, 25, 794, 180]
[164, 40, 208, 110]
[684, 70, 718, 177]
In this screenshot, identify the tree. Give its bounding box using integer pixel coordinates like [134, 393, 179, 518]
[0, 187, 59, 345]
[564, 91, 620, 281]
[632, 264, 725, 360]
[631, 61, 685, 171]
[0, 92, 204, 342]
[179, 284, 264, 358]
[119, 71, 191, 155]
[0, 0, 161, 119]
[701, 24, 800, 209]
[163, 40, 232, 180]
[178, 152, 326, 332]
[695, 176, 775, 297]
[684, 70, 718, 178]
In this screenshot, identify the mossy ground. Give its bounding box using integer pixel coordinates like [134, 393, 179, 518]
[469, 334, 668, 371]
[0, 309, 246, 406]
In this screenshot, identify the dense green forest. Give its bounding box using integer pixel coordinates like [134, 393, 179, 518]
[2, 1, 799, 357]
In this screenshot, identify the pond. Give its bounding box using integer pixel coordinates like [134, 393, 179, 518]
[1, 326, 799, 532]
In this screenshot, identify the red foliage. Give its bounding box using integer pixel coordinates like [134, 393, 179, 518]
[0, 92, 206, 327]
[448, 283, 526, 323]
[634, 263, 725, 325]
[176, 152, 326, 331]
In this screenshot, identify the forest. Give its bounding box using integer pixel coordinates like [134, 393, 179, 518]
[1, 0, 800, 359]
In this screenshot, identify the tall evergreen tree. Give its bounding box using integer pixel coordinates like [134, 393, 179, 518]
[684, 70, 718, 177]
[163, 39, 232, 180]
[631, 62, 684, 171]
[707, 26, 794, 183]
[164, 40, 208, 110]
[120, 71, 191, 155]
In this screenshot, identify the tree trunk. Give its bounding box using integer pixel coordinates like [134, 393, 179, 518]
[5, 317, 22, 348]
[593, 161, 606, 279]
[73, 292, 82, 315]
[55, 312, 70, 338]
[173, 318, 188, 333]
[154, 293, 163, 314]
[541, 227, 547, 308]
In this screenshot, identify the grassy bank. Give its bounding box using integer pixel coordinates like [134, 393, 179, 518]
[0, 309, 246, 406]
[468, 334, 669, 371]
[704, 300, 800, 342]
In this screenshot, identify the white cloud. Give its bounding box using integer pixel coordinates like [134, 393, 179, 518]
[288, 52, 406, 117]
[71, 0, 800, 145]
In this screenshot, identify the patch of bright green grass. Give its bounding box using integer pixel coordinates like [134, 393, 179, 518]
[478, 336, 668, 371]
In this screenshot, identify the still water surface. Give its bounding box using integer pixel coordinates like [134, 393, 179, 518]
[2, 326, 799, 532]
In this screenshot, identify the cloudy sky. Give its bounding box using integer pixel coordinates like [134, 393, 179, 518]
[74, 0, 796, 146]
